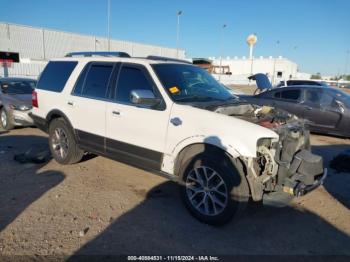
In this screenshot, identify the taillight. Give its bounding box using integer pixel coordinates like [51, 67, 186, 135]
[32, 90, 38, 108]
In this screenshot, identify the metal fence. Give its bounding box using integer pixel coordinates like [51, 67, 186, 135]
[0, 22, 185, 78]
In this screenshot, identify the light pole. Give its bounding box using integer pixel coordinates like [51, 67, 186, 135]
[176, 11, 182, 58]
[272, 40, 280, 85]
[107, 0, 111, 51]
[219, 24, 227, 81]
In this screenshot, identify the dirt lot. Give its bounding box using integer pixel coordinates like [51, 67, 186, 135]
[0, 126, 349, 256]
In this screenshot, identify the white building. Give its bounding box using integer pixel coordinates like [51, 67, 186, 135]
[209, 56, 310, 85]
[0, 22, 185, 78]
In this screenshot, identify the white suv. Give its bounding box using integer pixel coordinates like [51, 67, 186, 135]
[31, 52, 326, 225]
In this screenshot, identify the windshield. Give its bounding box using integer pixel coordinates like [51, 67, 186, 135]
[1, 80, 36, 94]
[152, 64, 234, 102]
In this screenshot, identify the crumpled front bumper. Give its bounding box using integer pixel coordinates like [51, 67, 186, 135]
[262, 149, 327, 207]
[282, 149, 326, 197]
[295, 168, 327, 196]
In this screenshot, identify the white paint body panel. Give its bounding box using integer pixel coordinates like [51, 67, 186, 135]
[33, 57, 280, 176]
[160, 103, 278, 174]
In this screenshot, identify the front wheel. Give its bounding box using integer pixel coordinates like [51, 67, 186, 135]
[180, 154, 249, 226]
[48, 118, 84, 165]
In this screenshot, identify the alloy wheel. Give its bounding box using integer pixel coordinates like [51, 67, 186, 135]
[1, 110, 7, 128]
[51, 127, 69, 159]
[186, 166, 228, 216]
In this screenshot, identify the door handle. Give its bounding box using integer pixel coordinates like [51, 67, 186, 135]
[112, 110, 121, 116]
[304, 106, 312, 111]
[67, 101, 74, 106]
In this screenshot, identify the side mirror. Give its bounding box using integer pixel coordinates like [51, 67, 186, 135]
[130, 89, 161, 107]
[335, 100, 345, 113]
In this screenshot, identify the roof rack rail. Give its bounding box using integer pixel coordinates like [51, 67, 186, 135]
[146, 55, 192, 64]
[65, 51, 131, 58]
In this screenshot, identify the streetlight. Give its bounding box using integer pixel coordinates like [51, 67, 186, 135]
[272, 40, 280, 85]
[107, 0, 111, 51]
[176, 10, 182, 58]
[219, 24, 227, 81]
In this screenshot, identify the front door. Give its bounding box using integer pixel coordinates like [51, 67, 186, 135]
[105, 63, 171, 170]
[303, 89, 342, 131]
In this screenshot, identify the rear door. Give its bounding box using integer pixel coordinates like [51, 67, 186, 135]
[68, 62, 116, 153]
[272, 88, 304, 117]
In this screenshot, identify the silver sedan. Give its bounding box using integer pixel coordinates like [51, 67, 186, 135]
[0, 77, 36, 130]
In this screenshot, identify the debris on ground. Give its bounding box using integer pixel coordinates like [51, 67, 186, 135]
[330, 150, 350, 173]
[79, 227, 90, 237]
[14, 145, 51, 164]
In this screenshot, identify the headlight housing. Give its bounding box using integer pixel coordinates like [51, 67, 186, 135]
[10, 104, 32, 111]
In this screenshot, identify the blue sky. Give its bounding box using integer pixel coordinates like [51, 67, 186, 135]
[1, 0, 349, 75]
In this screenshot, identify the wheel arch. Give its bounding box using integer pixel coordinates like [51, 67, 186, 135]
[46, 109, 77, 138]
[173, 142, 245, 178]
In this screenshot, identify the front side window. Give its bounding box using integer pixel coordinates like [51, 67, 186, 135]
[320, 92, 336, 108]
[280, 89, 301, 101]
[81, 64, 114, 99]
[305, 90, 321, 104]
[116, 66, 154, 103]
[152, 63, 233, 102]
[37, 61, 77, 92]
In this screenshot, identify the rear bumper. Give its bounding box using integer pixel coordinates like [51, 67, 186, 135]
[29, 113, 48, 133]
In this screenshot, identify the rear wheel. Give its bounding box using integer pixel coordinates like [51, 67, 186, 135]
[48, 118, 84, 164]
[0, 108, 14, 130]
[180, 154, 249, 226]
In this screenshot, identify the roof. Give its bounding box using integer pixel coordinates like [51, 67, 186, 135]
[51, 55, 191, 65]
[265, 85, 340, 93]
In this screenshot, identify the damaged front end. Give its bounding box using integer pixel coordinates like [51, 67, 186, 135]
[213, 103, 327, 207]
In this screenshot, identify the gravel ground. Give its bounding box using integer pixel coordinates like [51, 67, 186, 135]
[0, 127, 349, 256]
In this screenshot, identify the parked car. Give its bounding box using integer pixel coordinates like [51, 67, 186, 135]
[242, 74, 350, 138]
[276, 79, 329, 88]
[0, 77, 36, 130]
[30, 53, 326, 225]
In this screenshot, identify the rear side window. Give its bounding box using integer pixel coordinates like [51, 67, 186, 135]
[280, 90, 300, 101]
[81, 64, 114, 99]
[116, 66, 154, 103]
[36, 61, 77, 92]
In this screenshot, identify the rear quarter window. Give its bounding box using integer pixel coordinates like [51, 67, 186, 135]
[36, 61, 77, 92]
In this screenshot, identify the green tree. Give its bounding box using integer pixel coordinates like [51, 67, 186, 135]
[311, 72, 322, 79]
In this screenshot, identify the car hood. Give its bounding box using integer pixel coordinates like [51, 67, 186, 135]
[248, 73, 273, 91]
[1, 93, 32, 107]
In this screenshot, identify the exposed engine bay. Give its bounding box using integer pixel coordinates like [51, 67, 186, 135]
[207, 102, 327, 207]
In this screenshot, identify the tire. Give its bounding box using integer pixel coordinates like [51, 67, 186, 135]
[179, 153, 249, 226]
[48, 118, 84, 165]
[0, 108, 14, 131]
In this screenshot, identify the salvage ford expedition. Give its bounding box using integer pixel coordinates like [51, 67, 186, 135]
[30, 52, 327, 225]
